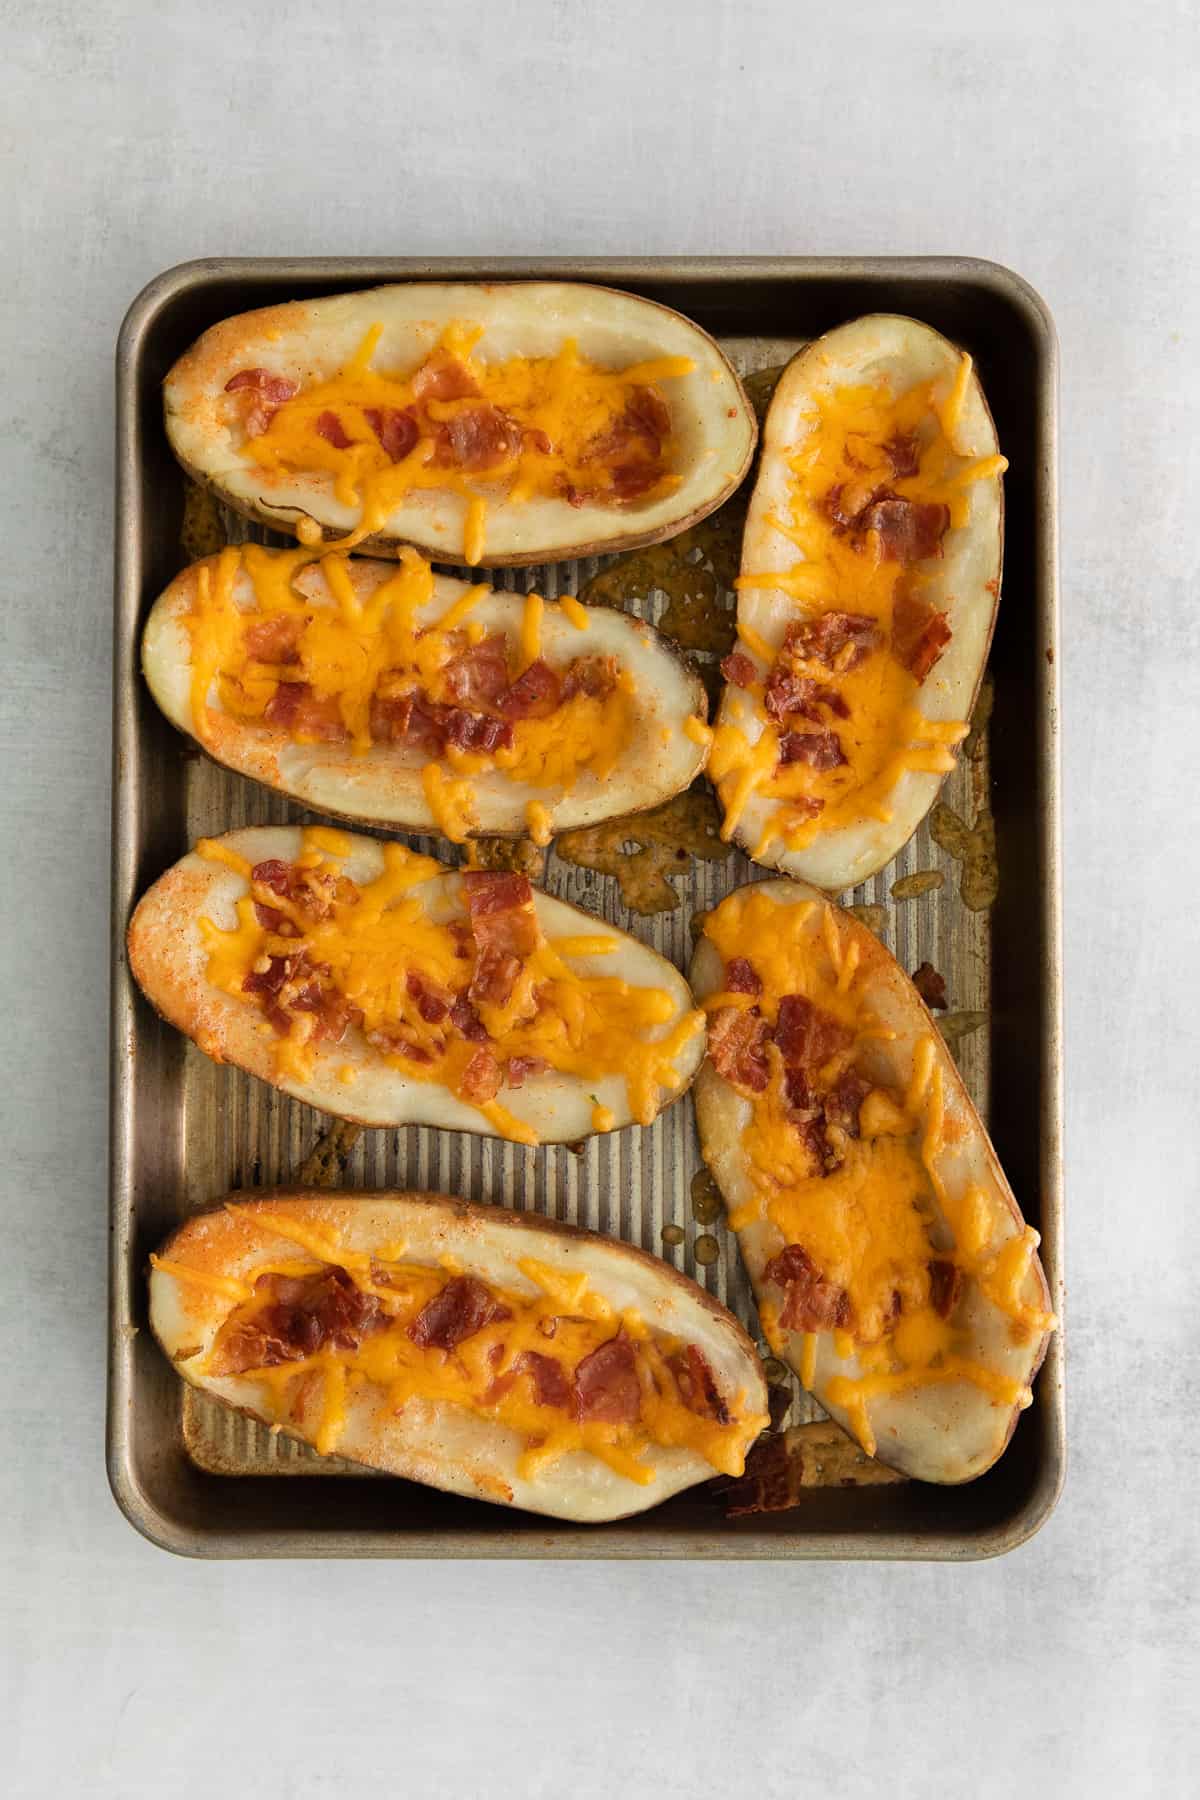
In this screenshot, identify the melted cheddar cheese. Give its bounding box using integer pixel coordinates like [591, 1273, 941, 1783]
[702, 888, 1054, 1455]
[715, 358, 1005, 853]
[238, 323, 692, 563]
[197, 829, 703, 1144]
[186, 1209, 766, 1483]
[180, 544, 633, 822]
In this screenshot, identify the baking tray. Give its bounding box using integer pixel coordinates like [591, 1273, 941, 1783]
[109, 256, 1063, 1558]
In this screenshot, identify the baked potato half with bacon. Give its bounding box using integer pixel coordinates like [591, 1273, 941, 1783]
[149, 1191, 769, 1522]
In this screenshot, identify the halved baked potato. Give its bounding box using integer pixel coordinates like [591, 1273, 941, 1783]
[128, 825, 706, 1146]
[690, 879, 1054, 1483]
[141, 545, 708, 841]
[150, 1191, 769, 1522]
[711, 314, 1004, 891]
[164, 282, 757, 566]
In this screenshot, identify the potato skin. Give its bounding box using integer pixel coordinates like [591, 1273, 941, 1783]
[163, 281, 757, 566]
[149, 1190, 769, 1522]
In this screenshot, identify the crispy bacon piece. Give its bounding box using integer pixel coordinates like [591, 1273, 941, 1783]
[434, 403, 523, 472]
[459, 1045, 502, 1104]
[513, 1350, 571, 1409]
[263, 681, 347, 740]
[857, 497, 950, 564]
[406, 970, 450, 1024]
[573, 1337, 641, 1424]
[822, 1067, 872, 1136]
[468, 945, 523, 1009]
[720, 649, 758, 690]
[779, 729, 846, 771]
[773, 994, 852, 1072]
[707, 1005, 770, 1094]
[724, 956, 761, 997]
[251, 858, 296, 898]
[411, 351, 480, 403]
[443, 710, 513, 753]
[498, 658, 561, 720]
[929, 1259, 964, 1319]
[208, 1267, 383, 1375]
[561, 654, 618, 702]
[569, 385, 671, 505]
[764, 669, 850, 725]
[462, 872, 539, 957]
[911, 960, 948, 1010]
[315, 410, 353, 450]
[243, 953, 293, 1005]
[669, 1344, 730, 1424]
[243, 614, 303, 664]
[366, 1027, 436, 1064]
[885, 434, 921, 479]
[764, 1245, 850, 1334]
[892, 588, 953, 682]
[224, 367, 299, 436]
[291, 978, 359, 1045]
[367, 691, 512, 754]
[365, 405, 420, 463]
[442, 634, 511, 709]
[782, 611, 880, 672]
[408, 1275, 511, 1351]
[505, 1055, 547, 1088]
[449, 994, 489, 1042]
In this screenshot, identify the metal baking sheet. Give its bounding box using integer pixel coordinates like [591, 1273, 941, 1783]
[110, 256, 1063, 1558]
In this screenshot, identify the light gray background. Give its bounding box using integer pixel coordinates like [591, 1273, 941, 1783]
[4, 1, 1197, 1794]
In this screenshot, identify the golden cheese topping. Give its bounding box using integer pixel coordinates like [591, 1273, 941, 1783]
[713, 358, 1005, 855]
[702, 887, 1053, 1456]
[179, 544, 634, 835]
[197, 828, 703, 1145]
[235, 322, 693, 563]
[169, 1209, 765, 1483]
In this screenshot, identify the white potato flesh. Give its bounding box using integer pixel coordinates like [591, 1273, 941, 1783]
[149, 1192, 769, 1522]
[142, 555, 708, 834]
[164, 282, 757, 565]
[690, 879, 1053, 1483]
[127, 826, 705, 1142]
[723, 314, 1002, 891]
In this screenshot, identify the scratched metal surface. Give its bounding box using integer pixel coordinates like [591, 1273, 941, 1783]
[177, 333, 993, 1478]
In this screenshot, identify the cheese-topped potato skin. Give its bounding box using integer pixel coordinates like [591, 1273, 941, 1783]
[690, 879, 1054, 1484]
[163, 282, 757, 566]
[141, 549, 708, 839]
[127, 826, 706, 1145]
[149, 1191, 770, 1522]
[713, 315, 1003, 892]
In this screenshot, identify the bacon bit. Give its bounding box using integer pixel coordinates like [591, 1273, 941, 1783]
[224, 368, 300, 438]
[364, 405, 420, 463]
[315, 410, 353, 450]
[669, 1344, 730, 1423]
[242, 615, 303, 664]
[764, 669, 850, 725]
[720, 649, 758, 689]
[505, 1055, 547, 1088]
[263, 681, 347, 740]
[773, 994, 853, 1071]
[435, 403, 523, 472]
[251, 858, 295, 897]
[892, 588, 953, 681]
[764, 1245, 850, 1334]
[560, 654, 618, 702]
[885, 433, 922, 479]
[512, 1350, 571, 1409]
[468, 944, 523, 1009]
[823, 1067, 872, 1136]
[459, 1045, 502, 1104]
[411, 351, 480, 403]
[243, 954, 293, 1003]
[442, 634, 511, 709]
[911, 960, 949, 1010]
[929, 1259, 964, 1319]
[443, 710, 513, 753]
[408, 1275, 511, 1351]
[707, 1005, 770, 1093]
[208, 1267, 383, 1375]
[368, 691, 512, 754]
[573, 1337, 641, 1424]
[462, 871, 539, 958]
[779, 729, 845, 771]
[292, 980, 360, 1045]
[406, 970, 450, 1024]
[449, 994, 489, 1041]
[724, 956, 761, 997]
[782, 612, 880, 671]
[366, 1027, 436, 1064]
[498, 658, 561, 720]
[856, 497, 950, 564]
